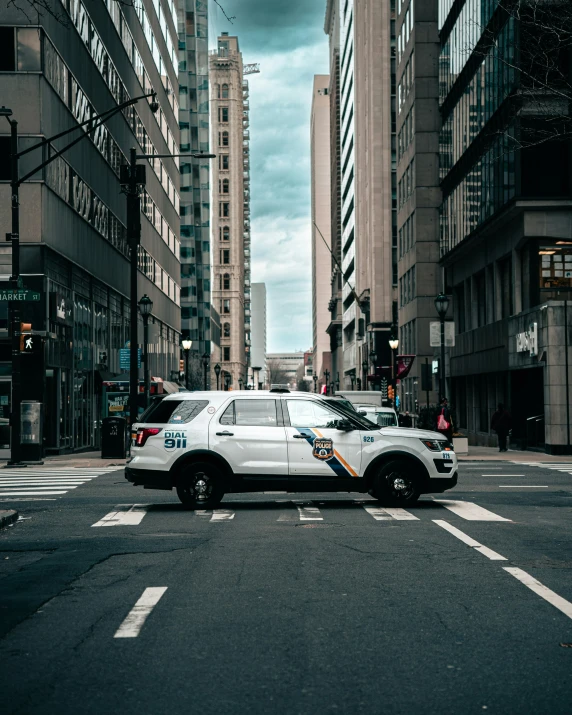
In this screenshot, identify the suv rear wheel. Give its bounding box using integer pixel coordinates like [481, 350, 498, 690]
[373, 459, 420, 507]
[176, 461, 225, 509]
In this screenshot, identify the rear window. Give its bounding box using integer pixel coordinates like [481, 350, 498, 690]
[142, 399, 209, 424]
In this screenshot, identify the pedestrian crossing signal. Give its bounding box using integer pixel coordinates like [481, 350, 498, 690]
[19, 322, 32, 352]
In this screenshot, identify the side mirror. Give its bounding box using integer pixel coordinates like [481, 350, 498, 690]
[336, 419, 354, 431]
[358, 411, 367, 416]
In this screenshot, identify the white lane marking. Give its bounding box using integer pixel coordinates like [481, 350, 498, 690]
[114, 587, 167, 638]
[0, 481, 90, 486]
[92, 505, 149, 527]
[499, 485, 548, 488]
[210, 509, 235, 522]
[264, 491, 287, 494]
[0, 497, 57, 501]
[295, 502, 323, 521]
[195, 510, 211, 518]
[434, 499, 511, 521]
[504, 567, 572, 621]
[0, 490, 68, 496]
[481, 474, 525, 477]
[361, 504, 419, 521]
[433, 520, 507, 561]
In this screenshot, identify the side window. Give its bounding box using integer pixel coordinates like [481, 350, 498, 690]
[233, 400, 278, 427]
[220, 402, 234, 425]
[141, 399, 209, 424]
[286, 400, 342, 429]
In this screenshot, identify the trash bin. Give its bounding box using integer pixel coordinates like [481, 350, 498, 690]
[101, 417, 127, 459]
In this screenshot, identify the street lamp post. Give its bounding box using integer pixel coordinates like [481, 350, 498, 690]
[138, 295, 153, 409]
[201, 353, 209, 390]
[1, 94, 158, 461]
[238, 377, 243, 390]
[224, 372, 231, 391]
[313, 372, 318, 393]
[434, 293, 450, 401]
[182, 339, 192, 390]
[214, 363, 221, 391]
[361, 359, 368, 390]
[324, 369, 330, 395]
[388, 339, 398, 405]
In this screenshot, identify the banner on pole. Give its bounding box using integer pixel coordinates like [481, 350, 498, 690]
[396, 355, 415, 380]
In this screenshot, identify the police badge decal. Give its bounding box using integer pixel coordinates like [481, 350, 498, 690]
[312, 437, 334, 461]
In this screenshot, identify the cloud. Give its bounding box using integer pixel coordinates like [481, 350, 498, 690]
[210, 0, 329, 352]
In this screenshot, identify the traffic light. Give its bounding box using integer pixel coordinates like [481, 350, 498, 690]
[388, 385, 395, 402]
[19, 322, 32, 352]
[179, 359, 185, 373]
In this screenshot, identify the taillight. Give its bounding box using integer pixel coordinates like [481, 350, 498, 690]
[135, 428, 162, 446]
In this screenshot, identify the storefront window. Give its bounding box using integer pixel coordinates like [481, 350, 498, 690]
[539, 244, 572, 289]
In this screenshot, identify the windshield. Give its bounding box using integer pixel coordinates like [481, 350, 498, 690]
[322, 398, 379, 430]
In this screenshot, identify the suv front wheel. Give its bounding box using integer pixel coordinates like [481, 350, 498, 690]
[373, 459, 420, 507]
[176, 461, 225, 509]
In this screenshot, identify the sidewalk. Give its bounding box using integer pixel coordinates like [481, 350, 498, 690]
[457, 446, 572, 462]
[0, 451, 127, 469]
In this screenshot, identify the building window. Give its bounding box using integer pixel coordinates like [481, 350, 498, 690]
[223, 322, 231, 338]
[0, 27, 15, 71]
[223, 346, 231, 361]
[223, 273, 230, 289]
[540, 245, 572, 289]
[219, 202, 230, 218]
[222, 249, 230, 264]
[218, 107, 229, 123]
[223, 299, 230, 314]
[220, 178, 229, 194]
[219, 154, 229, 170]
[221, 226, 230, 241]
[221, 83, 229, 99]
[219, 131, 229, 147]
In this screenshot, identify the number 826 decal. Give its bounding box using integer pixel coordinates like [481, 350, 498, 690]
[363, 436, 375, 443]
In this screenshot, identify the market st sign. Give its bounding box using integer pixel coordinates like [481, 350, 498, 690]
[516, 322, 538, 357]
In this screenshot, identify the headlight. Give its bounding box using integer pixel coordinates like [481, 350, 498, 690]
[420, 439, 451, 452]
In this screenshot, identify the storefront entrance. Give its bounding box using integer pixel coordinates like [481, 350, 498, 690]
[510, 366, 545, 448]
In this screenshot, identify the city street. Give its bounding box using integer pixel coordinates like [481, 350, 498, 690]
[1, 461, 572, 713]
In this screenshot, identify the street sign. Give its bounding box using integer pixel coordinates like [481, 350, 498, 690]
[430, 321, 455, 347]
[0, 289, 41, 302]
[119, 348, 141, 370]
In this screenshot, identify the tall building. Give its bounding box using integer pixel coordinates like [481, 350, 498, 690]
[178, 0, 211, 382]
[210, 33, 247, 389]
[250, 282, 267, 389]
[334, 0, 397, 391]
[0, 0, 181, 451]
[324, 0, 343, 394]
[310, 75, 332, 393]
[439, 0, 572, 452]
[396, 0, 441, 412]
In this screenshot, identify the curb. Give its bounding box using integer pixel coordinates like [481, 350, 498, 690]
[0, 510, 18, 530]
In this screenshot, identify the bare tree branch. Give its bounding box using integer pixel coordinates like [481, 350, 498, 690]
[212, 0, 236, 24]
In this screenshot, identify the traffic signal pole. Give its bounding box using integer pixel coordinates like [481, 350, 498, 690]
[9, 119, 23, 466]
[127, 148, 142, 429]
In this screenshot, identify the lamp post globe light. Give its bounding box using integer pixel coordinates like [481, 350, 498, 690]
[138, 295, 153, 409]
[182, 339, 192, 390]
[214, 363, 222, 391]
[434, 293, 450, 401]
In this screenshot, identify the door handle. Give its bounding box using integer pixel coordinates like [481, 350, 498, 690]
[292, 434, 307, 439]
[216, 431, 234, 436]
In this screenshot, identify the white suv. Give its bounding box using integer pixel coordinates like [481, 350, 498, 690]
[126, 390, 458, 509]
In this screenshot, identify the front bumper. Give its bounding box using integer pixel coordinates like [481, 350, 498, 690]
[426, 471, 458, 493]
[125, 466, 172, 490]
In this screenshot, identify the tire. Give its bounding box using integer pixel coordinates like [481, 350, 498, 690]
[372, 459, 420, 507]
[176, 461, 225, 509]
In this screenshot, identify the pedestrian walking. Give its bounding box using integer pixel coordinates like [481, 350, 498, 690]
[491, 403, 512, 452]
[436, 398, 453, 442]
[399, 411, 413, 428]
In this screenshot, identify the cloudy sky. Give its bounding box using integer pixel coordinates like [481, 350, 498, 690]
[209, 0, 329, 353]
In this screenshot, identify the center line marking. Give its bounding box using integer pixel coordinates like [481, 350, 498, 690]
[433, 499, 511, 521]
[114, 587, 167, 638]
[433, 520, 507, 561]
[504, 567, 572, 621]
[499, 485, 548, 488]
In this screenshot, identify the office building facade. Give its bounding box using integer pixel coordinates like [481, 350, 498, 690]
[250, 282, 267, 389]
[178, 0, 211, 380]
[310, 74, 332, 392]
[439, 0, 572, 452]
[0, 0, 181, 451]
[209, 33, 247, 389]
[396, 0, 441, 412]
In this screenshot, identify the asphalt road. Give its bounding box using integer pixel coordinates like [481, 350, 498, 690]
[1, 461, 572, 714]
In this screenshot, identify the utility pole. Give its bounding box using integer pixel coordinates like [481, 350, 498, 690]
[9, 119, 22, 465]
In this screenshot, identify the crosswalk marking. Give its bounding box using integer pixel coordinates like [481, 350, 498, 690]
[361, 504, 419, 521]
[114, 587, 168, 639]
[434, 520, 507, 561]
[92, 505, 149, 527]
[195, 509, 235, 521]
[433, 499, 511, 522]
[294, 501, 323, 521]
[0, 466, 118, 501]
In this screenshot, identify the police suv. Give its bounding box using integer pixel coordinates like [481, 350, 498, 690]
[126, 390, 458, 509]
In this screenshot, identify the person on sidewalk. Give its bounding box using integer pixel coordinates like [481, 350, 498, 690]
[491, 403, 512, 452]
[436, 398, 453, 442]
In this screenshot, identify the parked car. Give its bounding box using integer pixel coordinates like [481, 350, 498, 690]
[354, 405, 398, 427]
